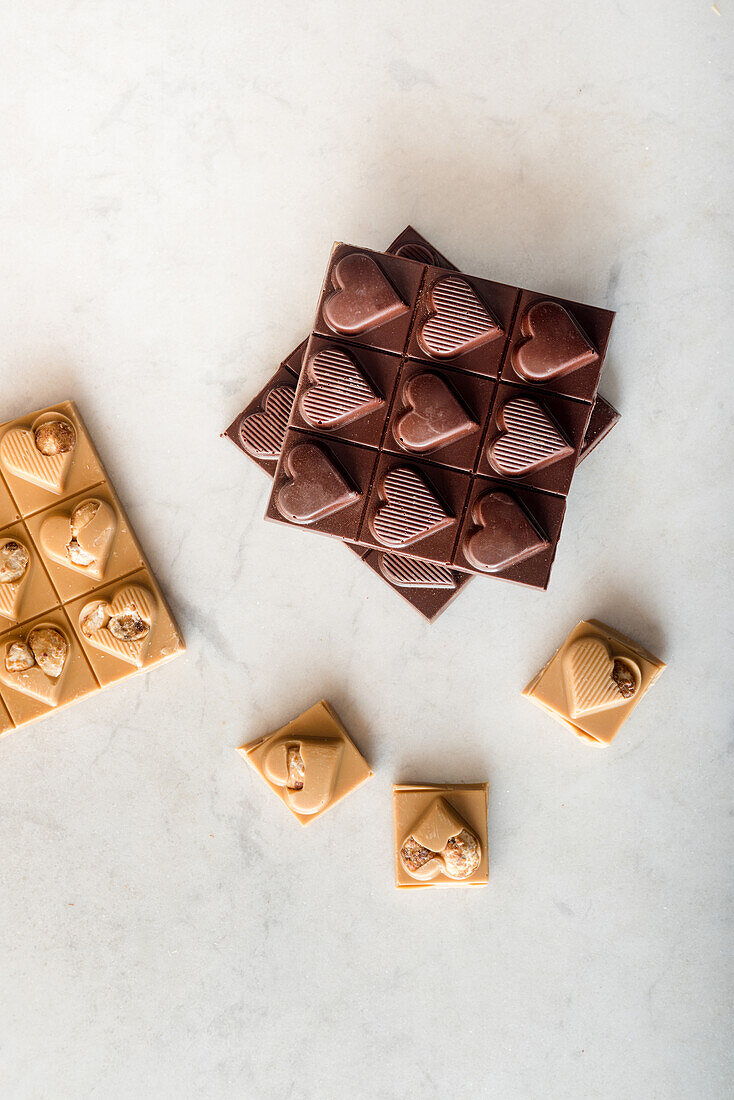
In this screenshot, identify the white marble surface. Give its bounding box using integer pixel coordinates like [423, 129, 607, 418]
[0, 2, 731, 1097]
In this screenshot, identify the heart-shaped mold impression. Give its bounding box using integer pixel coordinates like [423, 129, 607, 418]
[464, 491, 549, 573]
[562, 636, 642, 718]
[0, 538, 31, 622]
[395, 373, 477, 453]
[239, 385, 296, 459]
[0, 414, 76, 494]
[512, 301, 597, 383]
[276, 443, 359, 525]
[0, 625, 70, 705]
[418, 276, 501, 359]
[378, 553, 457, 590]
[400, 797, 481, 882]
[263, 735, 344, 815]
[370, 468, 453, 549]
[40, 498, 116, 579]
[323, 253, 408, 335]
[393, 242, 440, 265]
[79, 584, 155, 668]
[488, 396, 574, 476]
[300, 347, 383, 429]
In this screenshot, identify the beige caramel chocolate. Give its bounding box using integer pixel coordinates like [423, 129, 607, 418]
[0, 401, 185, 733]
[0, 404, 106, 516]
[393, 784, 489, 888]
[25, 484, 144, 602]
[0, 525, 58, 629]
[240, 700, 373, 825]
[523, 618, 665, 744]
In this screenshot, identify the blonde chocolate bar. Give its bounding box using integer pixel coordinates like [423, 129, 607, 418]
[0, 401, 185, 733]
[393, 783, 489, 888]
[239, 700, 372, 825]
[523, 618, 665, 745]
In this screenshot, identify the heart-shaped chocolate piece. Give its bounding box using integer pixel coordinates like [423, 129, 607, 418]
[418, 276, 501, 359]
[300, 347, 382, 429]
[464, 491, 549, 573]
[378, 552, 457, 590]
[369, 467, 453, 549]
[512, 301, 597, 383]
[239, 385, 296, 459]
[276, 443, 359, 525]
[0, 625, 69, 705]
[488, 396, 574, 476]
[0, 538, 31, 622]
[40, 498, 116, 579]
[323, 253, 408, 335]
[79, 584, 155, 667]
[400, 797, 481, 882]
[395, 372, 477, 453]
[0, 418, 75, 494]
[562, 636, 641, 717]
[263, 735, 344, 815]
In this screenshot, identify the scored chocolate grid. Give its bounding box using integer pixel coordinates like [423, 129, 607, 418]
[278, 252, 591, 577]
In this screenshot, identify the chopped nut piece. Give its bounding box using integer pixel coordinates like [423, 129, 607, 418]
[79, 601, 108, 637]
[34, 421, 76, 456]
[285, 744, 305, 790]
[66, 538, 96, 567]
[612, 659, 637, 699]
[70, 499, 100, 537]
[27, 627, 68, 678]
[108, 612, 149, 642]
[0, 540, 30, 583]
[441, 828, 481, 879]
[5, 640, 35, 672]
[400, 835, 435, 872]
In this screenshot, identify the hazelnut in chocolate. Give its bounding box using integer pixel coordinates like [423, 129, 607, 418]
[239, 700, 373, 825]
[393, 783, 489, 888]
[523, 618, 665, 744]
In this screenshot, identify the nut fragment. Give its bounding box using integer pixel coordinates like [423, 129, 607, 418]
[612, 659, 637, 699]
[27, 627, 68, 679]
[70, 499, 100, 537]
[66, 539, 96, 567]
[0, 540, 30, 584]
[34, 421, 76, 456]
[79, 601, 108, 638]
[5, 640, 35, 673]
[285, 745, 305, 790]
[108, 612, 149, 642]
[442, 828, 481, 879]
[400, 835, 435, 873]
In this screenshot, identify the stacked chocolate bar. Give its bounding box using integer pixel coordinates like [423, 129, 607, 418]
[226, 228, 619, 621]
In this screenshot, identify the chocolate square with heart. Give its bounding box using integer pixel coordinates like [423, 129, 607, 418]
[386, 225, 456, 270]
[393, 783, 489, 888]
[361, 550, 471, 623]
[476, 382, 592, 494]
[357, 456, 470, 565]
[406, 267, 519, 380]
[382, 362, 495, 472]
[0, 521, 59, 630]
[267, 430, 377, 542]
[523, 619, 665, 744]
[224, 365, 299, 475]
[288, 335, 401, 448]
[501, 291, 615, 402]
[453, 477, 566, 586]
[313, 245, 424, 356]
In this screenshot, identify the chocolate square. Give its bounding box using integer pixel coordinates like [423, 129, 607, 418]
[224, 365, 299, 475]
[361, 550, 470, 623]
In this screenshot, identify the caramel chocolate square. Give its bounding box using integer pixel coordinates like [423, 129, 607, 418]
[0, 402, 107, 517]
[289, 335, 401, 449]
[523, 619, 666, 744]
[0, 608, 98, 729]
[240, 700, 373, 825]
[393, 783, 489, 888]
[0, 474, 19, 529]
[406, 267, 519, 380]
[313, 245, 424, 356]
[0, 522, 59, 630]
[25, 484, 145, 603]
[66, 568, 185, 688]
